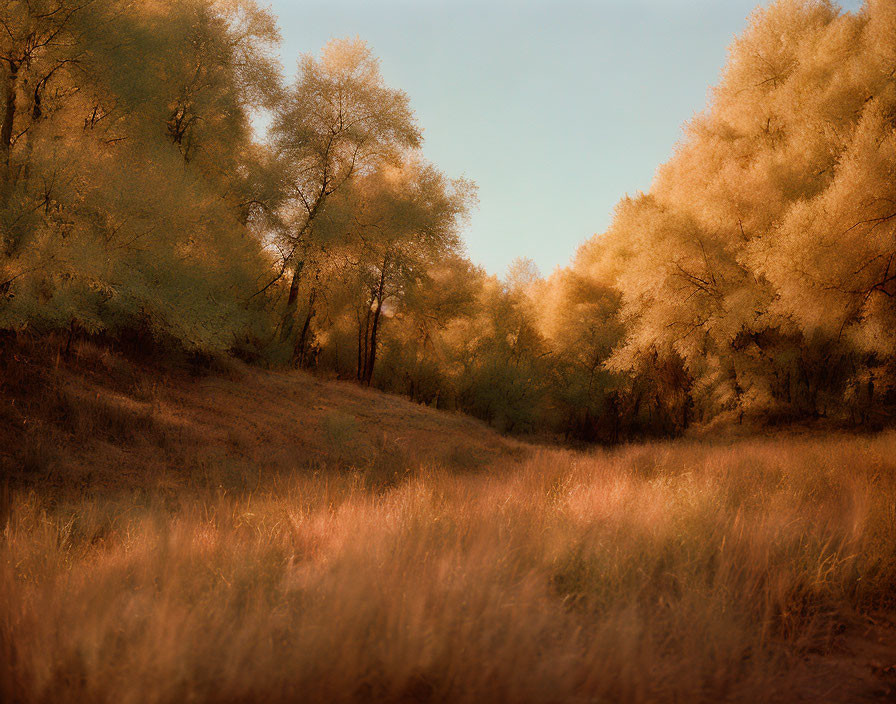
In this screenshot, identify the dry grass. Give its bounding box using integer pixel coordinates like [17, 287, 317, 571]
[1, 344, 896, 703]
[3, 435, 896, 703]
[0, 339, 519, 491]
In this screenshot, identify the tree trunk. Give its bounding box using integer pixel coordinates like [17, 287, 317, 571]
[1, 59, 19, 182]
[294, 289, 316, 367]
[363, 296, 383, 386]
[356, 317, 364, 382]
[279, 259, 304, 342]
[362, 259, 388, 386]
[357, 301, 372, 382]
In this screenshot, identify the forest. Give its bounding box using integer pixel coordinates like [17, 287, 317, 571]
[3, 0, 894, 441]
[2, 1, 896, 702]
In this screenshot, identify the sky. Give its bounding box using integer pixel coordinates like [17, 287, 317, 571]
[265, 0, 864, 277]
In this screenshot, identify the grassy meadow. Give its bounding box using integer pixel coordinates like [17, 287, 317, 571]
[2, 345, 896, 703]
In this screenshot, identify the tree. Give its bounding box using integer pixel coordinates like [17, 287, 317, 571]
[268, 38, 421, 348]
[0, 0, 282, 354]
[374, 254, 481, 405]
[537, 265, 625, 440]
[750, 0, 896, 357]
[565, 0, 896, 424]
[320, 155, 474, 383]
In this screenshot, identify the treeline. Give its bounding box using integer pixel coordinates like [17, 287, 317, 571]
[2, 0, 895, 441]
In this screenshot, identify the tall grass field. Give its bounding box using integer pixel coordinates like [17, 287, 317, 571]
[3, 417, 896, 702]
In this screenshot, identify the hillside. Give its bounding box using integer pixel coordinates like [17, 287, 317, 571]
[0, 339, 524, 493]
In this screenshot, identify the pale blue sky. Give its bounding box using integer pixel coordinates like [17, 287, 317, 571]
[265, 0, 863, 276]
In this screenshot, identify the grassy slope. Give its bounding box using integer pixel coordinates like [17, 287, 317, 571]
[0, 340, 524, 493]
[1, 341, 896, 703]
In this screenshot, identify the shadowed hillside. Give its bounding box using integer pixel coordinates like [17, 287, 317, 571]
[0, 339, 523, 493]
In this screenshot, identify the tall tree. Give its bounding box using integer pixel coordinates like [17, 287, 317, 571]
[568, 0, 896, 422]
[268, 38, 420, 345]
[321, 156, 474, 383]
